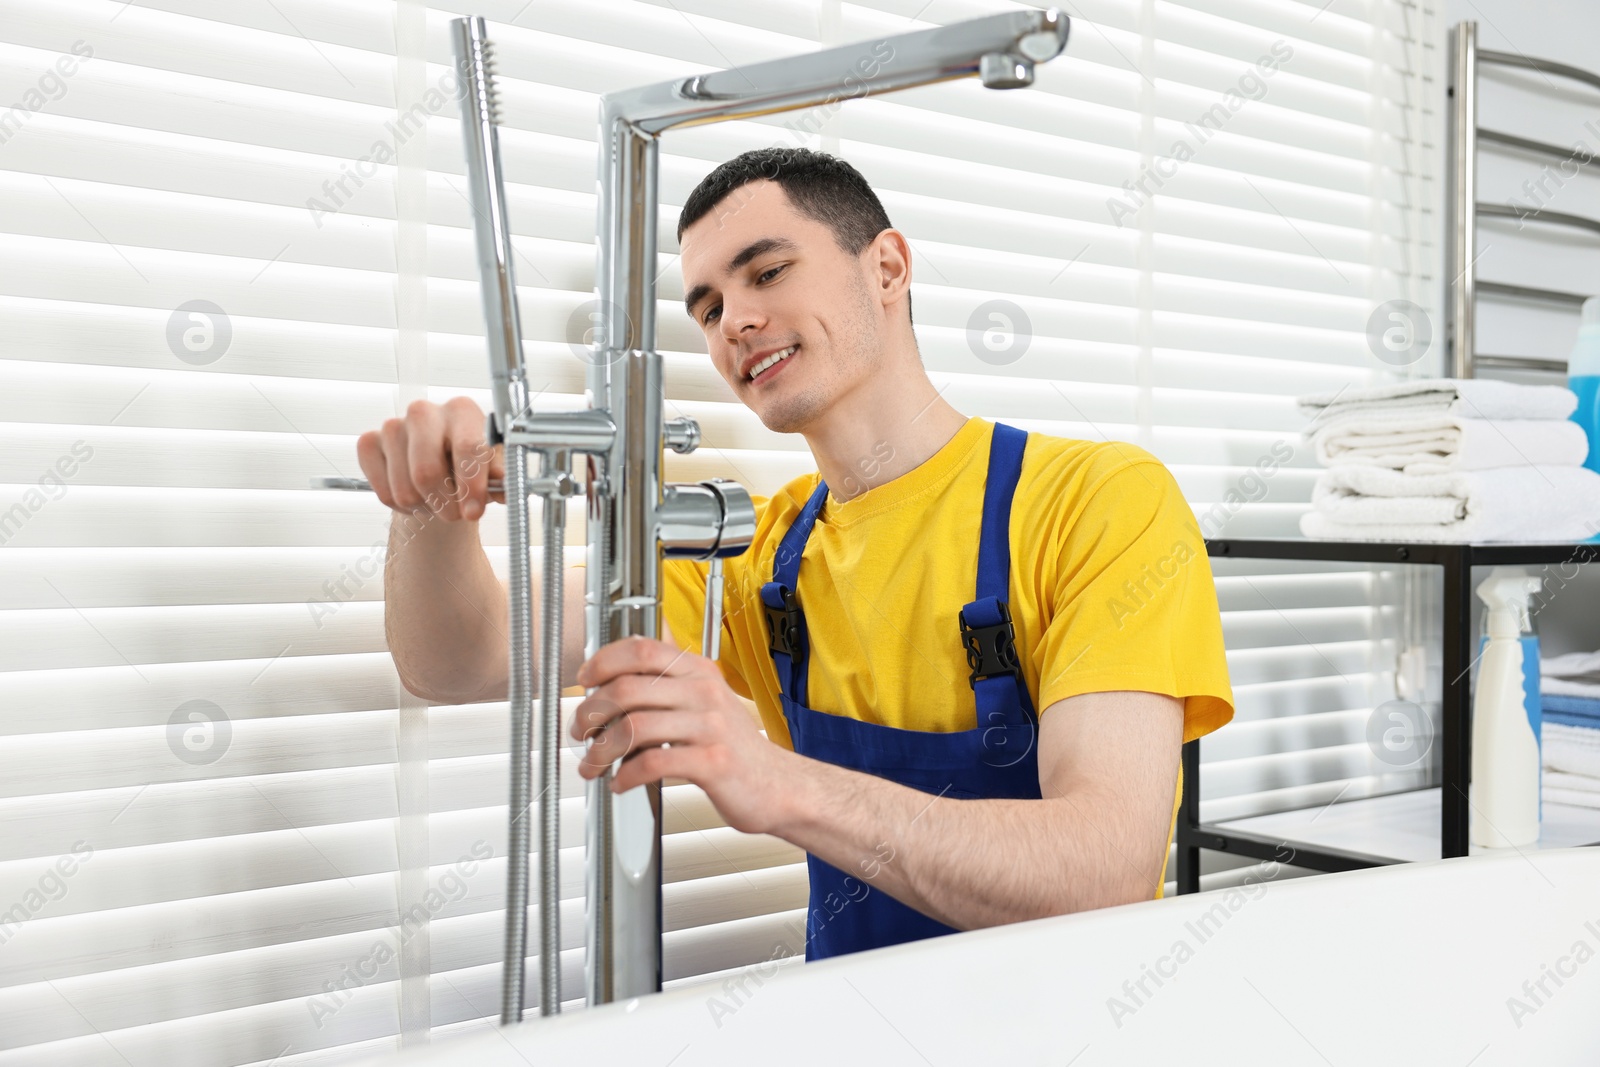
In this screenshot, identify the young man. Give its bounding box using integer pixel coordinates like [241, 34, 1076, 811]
[363, 147, 1233, 963]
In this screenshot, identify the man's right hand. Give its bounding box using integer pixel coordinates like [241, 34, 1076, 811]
[356, 397, 504, 522]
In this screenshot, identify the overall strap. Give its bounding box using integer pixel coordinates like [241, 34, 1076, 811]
[959, 422, 1038, 727]
[761, 480, 829, 706]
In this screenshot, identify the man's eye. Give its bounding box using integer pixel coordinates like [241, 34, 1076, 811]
[759, 265, 785, 283]
[703, 305, 721, 325]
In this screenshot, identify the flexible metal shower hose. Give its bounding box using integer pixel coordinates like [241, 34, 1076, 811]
[537, 462, 563, 1016]
[500, 444, 534, 1021]
[501, 445, 568, 1021]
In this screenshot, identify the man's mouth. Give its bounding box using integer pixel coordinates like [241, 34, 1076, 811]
[747, 344, 797, 385]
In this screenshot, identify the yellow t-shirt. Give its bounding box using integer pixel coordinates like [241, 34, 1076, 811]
[661, 415, 1234, 896]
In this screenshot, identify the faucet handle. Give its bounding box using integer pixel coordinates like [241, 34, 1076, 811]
[664, 416, 700, 454]
[701, 557, 726, 660]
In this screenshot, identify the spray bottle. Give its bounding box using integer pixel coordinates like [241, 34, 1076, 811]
[1470, 568, 1543, 848]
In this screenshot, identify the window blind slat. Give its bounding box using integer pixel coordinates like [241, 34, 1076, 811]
[2, 0, 396, 103]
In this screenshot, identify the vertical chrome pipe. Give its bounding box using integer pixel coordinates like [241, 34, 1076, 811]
[584, 103, 665, 1006]
[536, 454, 567, 1017]
[581, 489, 615, 1005]
[1449, 22, 1478, 379]
[449, 15, 550, 1023]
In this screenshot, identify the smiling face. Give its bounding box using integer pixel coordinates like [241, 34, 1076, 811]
[679, 179, 907, 435]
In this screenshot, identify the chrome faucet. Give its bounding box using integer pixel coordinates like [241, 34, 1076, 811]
[316, 4, 1069, 1028]
[585, 5, 1069, 1013]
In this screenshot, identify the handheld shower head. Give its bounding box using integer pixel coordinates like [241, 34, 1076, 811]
[451, 16, 526, 440]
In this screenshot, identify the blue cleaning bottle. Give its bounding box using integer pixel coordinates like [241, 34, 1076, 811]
[1572, 297, 1600, 477]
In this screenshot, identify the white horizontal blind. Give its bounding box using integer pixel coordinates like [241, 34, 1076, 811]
[0, 1, 472, 1064]
[0, 0, 1437, 1063]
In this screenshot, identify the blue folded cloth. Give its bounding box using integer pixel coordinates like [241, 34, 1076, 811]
[1542, 694, 1600, 716]
[1543, 693, 1600, 731]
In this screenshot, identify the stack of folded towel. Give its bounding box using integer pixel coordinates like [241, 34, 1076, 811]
[1296, 378, 1600, 541]
[1541, 650, 1600, 809]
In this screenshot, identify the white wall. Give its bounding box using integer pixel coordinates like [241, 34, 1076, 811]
[1443, 0, 1600, 656]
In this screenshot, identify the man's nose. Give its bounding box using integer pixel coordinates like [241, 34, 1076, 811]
[720, 297, 765, 342]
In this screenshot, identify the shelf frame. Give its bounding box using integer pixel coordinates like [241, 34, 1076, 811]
[1175, 537, 1600, 894]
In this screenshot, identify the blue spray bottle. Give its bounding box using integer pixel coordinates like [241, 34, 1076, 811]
[1572, 297, 1600, 477]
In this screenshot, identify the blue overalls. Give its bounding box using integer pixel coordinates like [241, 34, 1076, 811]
[759, 421, 1042, 961]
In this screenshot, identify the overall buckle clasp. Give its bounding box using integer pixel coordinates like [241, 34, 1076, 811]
[959, 600, 1020, 686]
[765, 583, 806, 660]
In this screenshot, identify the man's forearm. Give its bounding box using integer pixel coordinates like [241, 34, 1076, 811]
[383, 509, 507, 703]
[768, 751, 1163, 931]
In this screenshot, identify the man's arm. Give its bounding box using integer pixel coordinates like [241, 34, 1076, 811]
[767, 690, 1183, 929]
[569, 637, 1184, 928]
[383, 510, 588, 704]
[360, 396, 588, 704]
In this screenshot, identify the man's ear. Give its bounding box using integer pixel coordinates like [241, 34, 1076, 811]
[869, 227, 913, 311]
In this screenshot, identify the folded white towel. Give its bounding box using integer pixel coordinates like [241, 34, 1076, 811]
[1544, 650, 1600, 683]
[1300, 465, 1600, 542]
[1545, 678, 1600, 700]
[1543, 769, 1600, 795]
[1541, 651, 1600, 702]
[1544, 787, 1600, 810]
[1308, 412, 1591, 474]
[1299, 378, 1578, 424]
[1543, 721, 1600, 779]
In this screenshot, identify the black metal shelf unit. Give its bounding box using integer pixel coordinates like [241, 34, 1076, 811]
[1175, 537, 1600, 894]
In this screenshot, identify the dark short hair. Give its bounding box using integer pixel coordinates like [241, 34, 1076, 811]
[676, 147, 911, 324]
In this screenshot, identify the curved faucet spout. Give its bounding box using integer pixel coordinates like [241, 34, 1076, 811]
[603, 7, 1070, 135]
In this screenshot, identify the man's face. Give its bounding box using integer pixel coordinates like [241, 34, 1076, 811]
[679, 180, 885, 434]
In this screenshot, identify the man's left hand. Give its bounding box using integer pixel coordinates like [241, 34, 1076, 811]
[570, 625, 792, 836]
